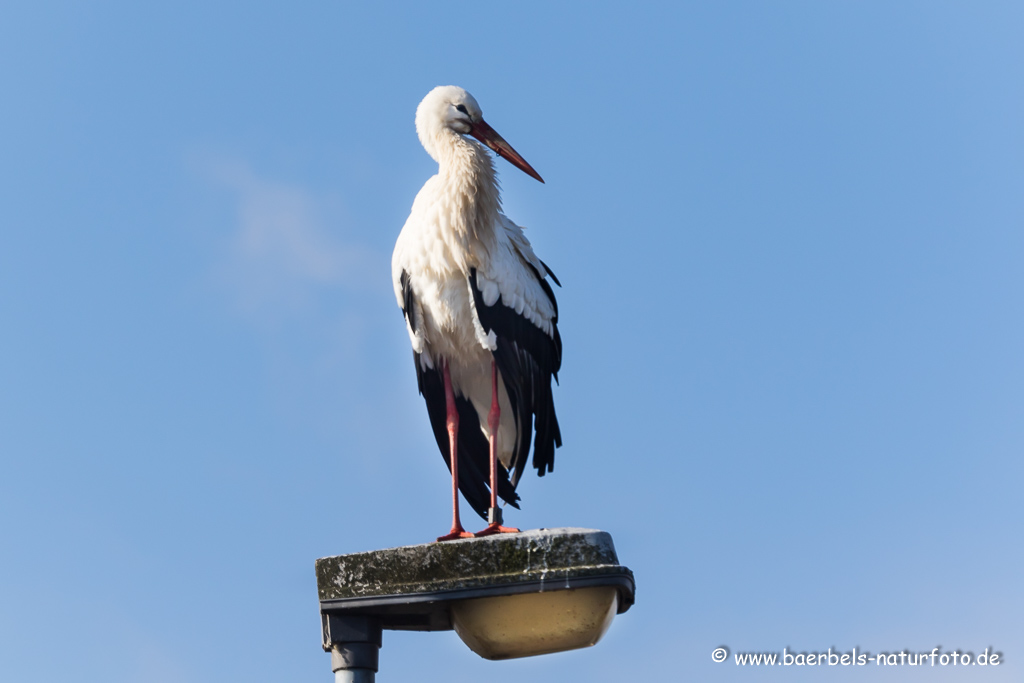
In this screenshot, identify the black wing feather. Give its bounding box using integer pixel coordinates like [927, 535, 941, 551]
[539, 259, 561, 288]
[400, 270, 416, 332]
[470, 267, 562, 485]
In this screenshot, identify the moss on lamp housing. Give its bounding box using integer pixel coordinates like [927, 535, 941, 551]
[317, 528, 627, 603]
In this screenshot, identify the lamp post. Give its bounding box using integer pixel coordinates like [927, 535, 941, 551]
[316, 528, 635, 681]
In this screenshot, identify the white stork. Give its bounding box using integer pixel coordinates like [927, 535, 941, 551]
[392, 86, 562, 541]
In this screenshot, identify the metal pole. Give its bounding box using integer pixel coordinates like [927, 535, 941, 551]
[323, 615, 382, 683]
[332, 644, 377, 683]
[334, 671, 373, 683]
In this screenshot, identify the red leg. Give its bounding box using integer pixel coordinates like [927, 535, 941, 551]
[475, 360, 519, 537]
[437, 359, 473, 542]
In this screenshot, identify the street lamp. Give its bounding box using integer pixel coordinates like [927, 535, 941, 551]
[316, 528, 635, 681]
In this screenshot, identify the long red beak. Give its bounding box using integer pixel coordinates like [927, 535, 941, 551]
[469, 119, 544, 184]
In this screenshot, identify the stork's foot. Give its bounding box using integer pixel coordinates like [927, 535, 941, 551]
[474, 523, 520, 537]
[436, 526, 475, 542]
[473, 507, 519, 536]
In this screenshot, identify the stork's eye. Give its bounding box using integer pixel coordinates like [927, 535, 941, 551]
[455, 104, 469, 115]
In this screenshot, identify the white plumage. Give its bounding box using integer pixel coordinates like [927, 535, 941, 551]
[391, 86, 562, 538]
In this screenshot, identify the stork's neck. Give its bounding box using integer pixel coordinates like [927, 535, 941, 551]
[434, 131, 502, 245]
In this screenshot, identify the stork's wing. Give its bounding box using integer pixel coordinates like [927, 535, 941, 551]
[469, 216, 562, 485]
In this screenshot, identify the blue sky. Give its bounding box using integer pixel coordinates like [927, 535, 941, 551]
[1, 2, 1021, 681]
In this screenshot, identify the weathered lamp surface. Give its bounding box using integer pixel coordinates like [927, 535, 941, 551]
[316, 527, 634, 661]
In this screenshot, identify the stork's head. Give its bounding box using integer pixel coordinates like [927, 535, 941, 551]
[415, 85, 544, 183]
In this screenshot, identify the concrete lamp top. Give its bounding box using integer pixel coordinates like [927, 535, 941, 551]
[316, 527, 635, 633]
